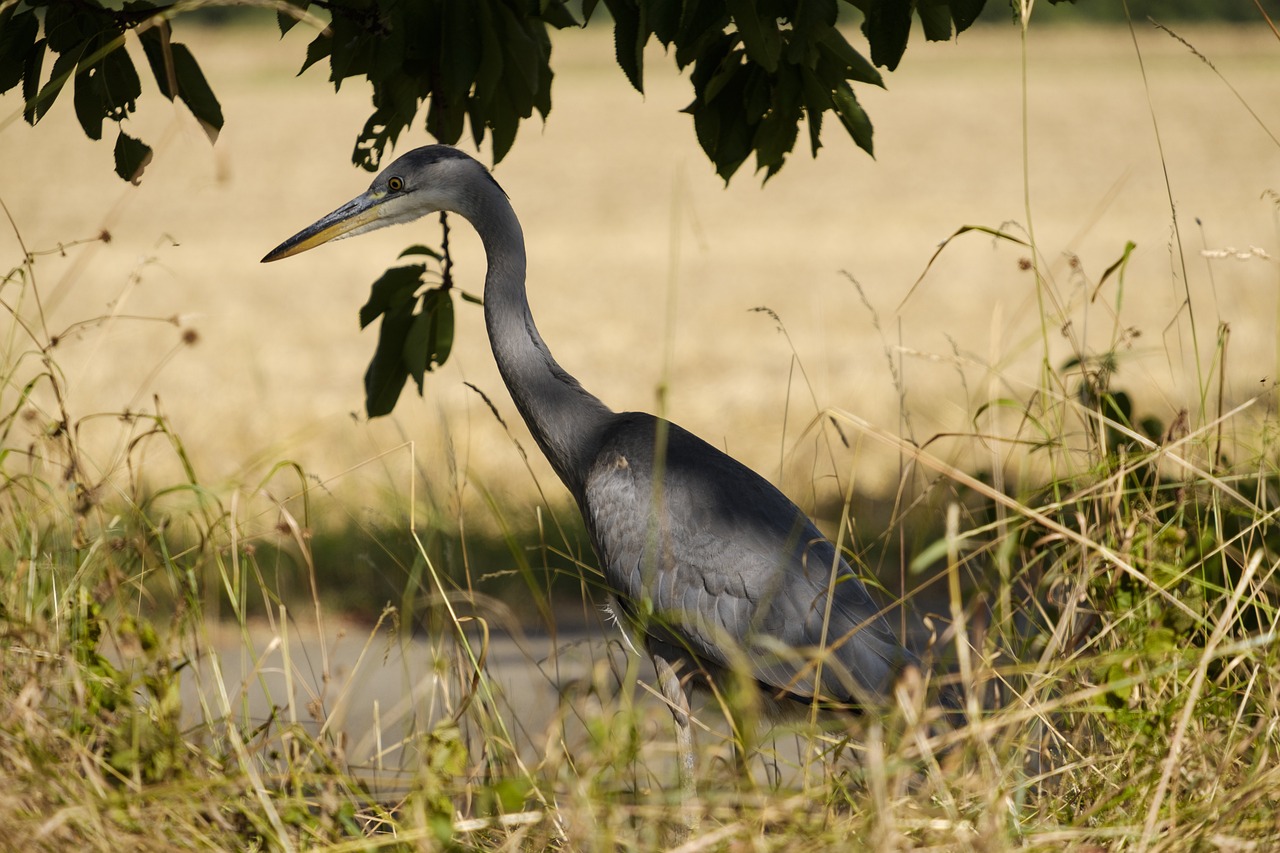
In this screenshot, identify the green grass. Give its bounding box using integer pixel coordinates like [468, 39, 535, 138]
[5, 16, 1280, 853]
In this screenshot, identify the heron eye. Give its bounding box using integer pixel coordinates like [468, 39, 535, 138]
[387, 176, 405, 192]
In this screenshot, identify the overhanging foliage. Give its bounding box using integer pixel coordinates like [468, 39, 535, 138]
[0, 0, 1046, 183]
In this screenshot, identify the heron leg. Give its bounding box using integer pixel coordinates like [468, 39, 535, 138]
[652, 653, 697, 832]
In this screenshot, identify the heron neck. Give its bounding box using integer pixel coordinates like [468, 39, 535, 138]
[466, 187, 614, 498]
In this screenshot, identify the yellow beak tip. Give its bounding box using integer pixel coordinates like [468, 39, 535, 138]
[261, 195, 381, 265]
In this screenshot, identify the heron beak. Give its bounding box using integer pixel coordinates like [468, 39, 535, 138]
[261, 191, 384, 262]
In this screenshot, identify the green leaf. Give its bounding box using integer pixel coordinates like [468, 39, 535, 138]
[141, 27, 226, 147]
[72, 41, 106, 139]
[491, 777, 532, 814]
[490, 87, 519, 163]
[21, 37, 46, 116]
[359, 265, 425, 329]
[688, 36, 746, 178]
[114, 129, 153, 184]
[918, 3, 953, 41]
[799, 66, 829, 156]
[1144, 626, 1177, 656]
[949, 0, 988, 32]
[169, 43, 223, 142]
[299, 31, 332, 75]
[703, 47, 744, 105]
[648, 0, 681, 44]
[0, 6, 38, 94]
[139, 25, 176, 100]
[473, 3, 504, 109]
[861, 0, 912, 71]
[529, 21, 554, 119]
[328, 12, 375, 86]
[431, 294, 455, 366]
[365, 310, 413, 418]
[441, 3, 481, 101]
[430, 4, 476, 139]
[687, 40, 754, 182]
[370, 8, 410, 83]
[754, 65, 801, 178]
[742, 65, 770, 121]
[725, 0, 780, 73]
[1101, 662, 1132, 705]
[467, 99, 489, 150]
[804, 105, 822, 157]
[605, 0, 645, 93]
[399, 244, 443, 261]
[710, 96, 752, 180]
[44, 1, 109, 54]
[72, 33, 141, 141]
[100, 41, 142, 110]
[30, 45, 81, 125]
[277, 1, 310, 36]
[404, 311, 432, 391]
[354, 103, 411, 171]
[494, 3, 541, 110]
[675, 0, 729, 69]
[831, 80, 872, 156]
[793, 0, 838, 36]
[403, 289, 455, 390]
[427, 89, 468, 143]
[539, 0, 580, 29]
[817, 28, 883, 88]
[362, 260, 457, 416]
[785, 0, 828, 65]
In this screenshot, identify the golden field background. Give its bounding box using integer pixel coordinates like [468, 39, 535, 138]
[1, 19, 1277, 525]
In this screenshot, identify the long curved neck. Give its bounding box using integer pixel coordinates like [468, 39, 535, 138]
[456, 178, 614, 499]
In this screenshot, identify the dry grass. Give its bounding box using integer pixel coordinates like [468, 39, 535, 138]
[3, 12, 1280, 853]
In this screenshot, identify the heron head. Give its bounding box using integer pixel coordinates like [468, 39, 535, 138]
[261, 145, 496, 262]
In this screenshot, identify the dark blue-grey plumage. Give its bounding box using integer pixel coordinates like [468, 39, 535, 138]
[581, 411, 915, 705]
[263, 145, 920, 805]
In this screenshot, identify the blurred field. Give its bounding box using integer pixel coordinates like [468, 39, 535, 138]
[2, 19, 1278, 522]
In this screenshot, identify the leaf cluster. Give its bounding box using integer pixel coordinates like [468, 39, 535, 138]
[286, 0, 993, 179]
[358, 243, 480, 418]
[0, 0, 223, 182]
[283, 0, 578, 170]
[1, 0, 1021, 185]
[595, 0, 987, 180]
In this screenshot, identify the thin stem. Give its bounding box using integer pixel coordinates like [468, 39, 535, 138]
[1017, 1, 1050, 382]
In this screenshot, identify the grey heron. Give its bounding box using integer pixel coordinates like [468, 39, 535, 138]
[262, 145, 926, 803]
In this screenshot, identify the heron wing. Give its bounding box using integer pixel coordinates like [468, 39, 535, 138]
[582, 413, 914, 704]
